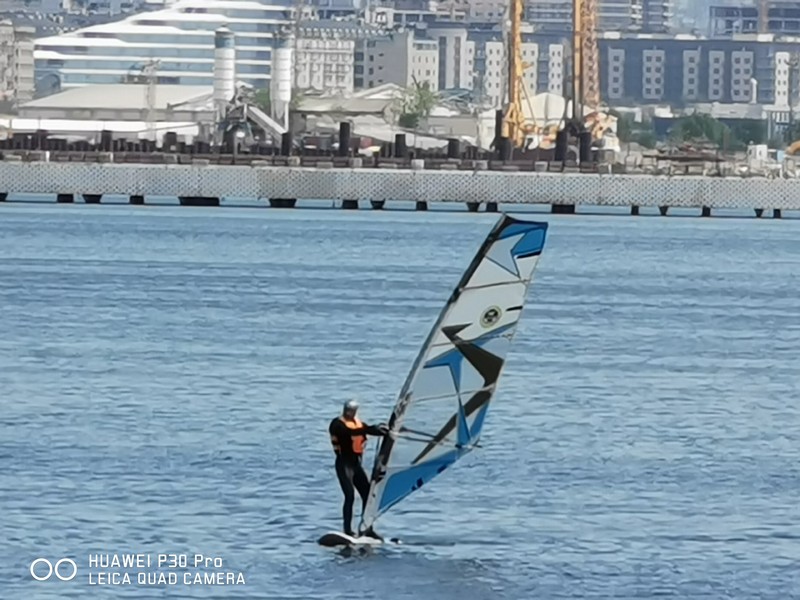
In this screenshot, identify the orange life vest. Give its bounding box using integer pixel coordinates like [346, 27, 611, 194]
[331, 416, 366, 456]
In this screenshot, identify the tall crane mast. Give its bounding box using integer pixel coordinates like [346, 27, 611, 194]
[501, 0, 528, 147]
[501, 0, 600, 150]
[578, 0, 600, 112]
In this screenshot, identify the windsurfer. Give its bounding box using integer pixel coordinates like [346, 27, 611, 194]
[329, 399, 388, 539]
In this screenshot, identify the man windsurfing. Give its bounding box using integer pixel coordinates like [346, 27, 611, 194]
[329, 399, 387, 539]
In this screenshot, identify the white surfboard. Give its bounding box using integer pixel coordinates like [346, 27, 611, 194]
[317, 531, 399, 548]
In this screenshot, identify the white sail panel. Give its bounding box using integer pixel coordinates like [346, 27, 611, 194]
[359, 215, 549, 530]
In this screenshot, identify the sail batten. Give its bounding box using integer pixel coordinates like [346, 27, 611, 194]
[358, 215, 548, 532]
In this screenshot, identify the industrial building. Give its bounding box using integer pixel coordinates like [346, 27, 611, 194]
[33, 0, 308, 94]
[12, 26, 285, 146]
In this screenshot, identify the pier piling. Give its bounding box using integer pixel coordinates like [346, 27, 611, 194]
[179, 196, 219, 207]
[269, 198, 297, 208]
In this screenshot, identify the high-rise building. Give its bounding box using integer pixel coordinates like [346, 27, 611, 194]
[33, 0, 307, 94]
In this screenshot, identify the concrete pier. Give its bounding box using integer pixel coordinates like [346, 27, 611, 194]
[0, 160, 796, 216]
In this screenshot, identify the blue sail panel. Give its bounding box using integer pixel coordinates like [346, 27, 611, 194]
[359, 215, 548, 532]
[376, 450, 462, 514]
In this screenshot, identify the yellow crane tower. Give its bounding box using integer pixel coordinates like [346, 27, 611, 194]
[501, 0, 602, 149]
[576, 0, 600, 112]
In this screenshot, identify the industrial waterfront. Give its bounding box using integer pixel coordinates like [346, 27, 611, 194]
[0, 158, 798, 219]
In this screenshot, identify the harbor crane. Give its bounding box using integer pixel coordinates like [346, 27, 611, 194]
[125, 59, 161, 141]
[500, 0, 605, 153]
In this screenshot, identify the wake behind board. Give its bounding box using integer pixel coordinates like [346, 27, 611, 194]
[317, 531, 400, 548]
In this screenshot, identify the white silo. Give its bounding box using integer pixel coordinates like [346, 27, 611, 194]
[270, 30, 294, 130]
[213, 26, 236, 120]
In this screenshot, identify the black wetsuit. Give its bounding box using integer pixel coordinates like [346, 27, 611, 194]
[329, 417, 385, 535]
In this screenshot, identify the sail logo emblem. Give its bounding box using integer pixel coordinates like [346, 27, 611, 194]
[480, 306, 502, 328]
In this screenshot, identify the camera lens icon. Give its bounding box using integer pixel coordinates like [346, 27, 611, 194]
[30, 558, 78, 582]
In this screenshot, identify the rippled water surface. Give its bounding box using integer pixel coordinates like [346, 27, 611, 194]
[1, 204, 799, 599]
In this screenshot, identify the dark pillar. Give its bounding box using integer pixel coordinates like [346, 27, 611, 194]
[338, 122, 351, 157]
[494, 109, 503, 144]
[554, 130, 568, 162]
[447, 138, 460, 159]
[498, 138, 512, 161]
[578, 130, 592, 164]
[394, 134, 407, 158]
[281, 132, 292, 156]
[129, 195, 144, 205]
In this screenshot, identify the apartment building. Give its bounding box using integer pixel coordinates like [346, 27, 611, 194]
[599, 33, 800, 107]
[295, 20, 381, 95]
[356, 28, 439, 90]
[355, 24, 568, 109]
[710, 2, 800, 36]
[0, 19, 34, 106]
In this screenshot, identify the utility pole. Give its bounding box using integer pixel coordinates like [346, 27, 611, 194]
[141, 59, 160, 142]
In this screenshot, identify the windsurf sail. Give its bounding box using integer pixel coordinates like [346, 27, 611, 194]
[359, 214, 548, 532]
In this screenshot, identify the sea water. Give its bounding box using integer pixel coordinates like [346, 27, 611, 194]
[1, 204, 798, 599]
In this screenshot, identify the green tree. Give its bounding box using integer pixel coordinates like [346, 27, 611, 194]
[609, 109, 656, 148]
[632, 130, 657, 149]
[670, 113, 729, 146]
[397, 81, 438, 129]
[728, 120, 766, 147]
[783, 119, 800, 144]
[613, 111, 634, 143]
[253, 89, 271, 112]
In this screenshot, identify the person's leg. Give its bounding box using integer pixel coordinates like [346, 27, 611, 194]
[335, 458, 356, 535]
[353, 462, 370, 508]
[353, 462, 383, 540]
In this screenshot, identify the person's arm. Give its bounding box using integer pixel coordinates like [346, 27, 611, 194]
[332, 419, 387, 437]
[362, 422, 388, 436]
